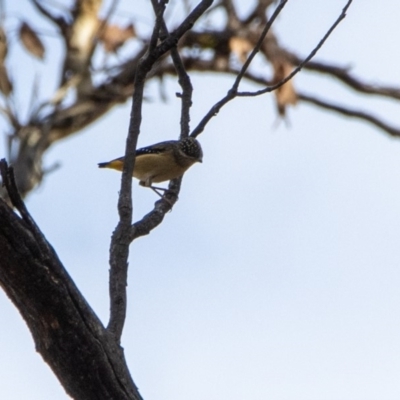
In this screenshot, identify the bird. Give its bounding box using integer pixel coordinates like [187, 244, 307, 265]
[98, 136, 203, 197]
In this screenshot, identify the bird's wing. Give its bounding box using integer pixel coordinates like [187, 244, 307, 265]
[136, 140, 177, 156]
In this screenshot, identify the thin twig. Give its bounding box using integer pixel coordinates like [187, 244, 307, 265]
[231, 0, 287, 93]
[154, 0, 214, 59]
[149, 0, 168, 51]
[190, 0, 288, 137]
[237, 0, 353, 97]
[298, 92, 400, 137]
[171, 48, 193, 139]
[150, 0, 193, 138]
[31, 0, 67, 30]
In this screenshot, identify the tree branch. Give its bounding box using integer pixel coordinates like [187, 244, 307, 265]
[107, 0, 214, 342]
[150, 0, 194, 138]
[0, 159, 142, 400]
[31, 0, 67, 31]
[298, 92, 400, 137]
[296, 59, 400, 100]
[190, 0, 288, 137]
[237, 0, 353, 97]
[125, 0, 195, 243]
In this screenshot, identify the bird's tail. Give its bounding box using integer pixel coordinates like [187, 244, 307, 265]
[98, 158, 124, 171]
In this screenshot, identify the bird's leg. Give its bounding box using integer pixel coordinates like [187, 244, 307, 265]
[150, 186, 166, 198]
[139, 181, 167, 197]
[139, 181, 176, 205]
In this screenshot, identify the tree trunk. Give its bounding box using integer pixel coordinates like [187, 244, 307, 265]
[0, 199, 142, 400]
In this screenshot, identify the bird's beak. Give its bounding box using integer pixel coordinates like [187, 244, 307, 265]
[198, 159, 203, 163]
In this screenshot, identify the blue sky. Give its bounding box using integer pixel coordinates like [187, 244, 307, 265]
[1, 1, 400, 399]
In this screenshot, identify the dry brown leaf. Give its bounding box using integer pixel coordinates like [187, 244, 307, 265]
[229, 36, 253, 63]
[0, 65, 13, 96]
[19, 22, 45, 60]
[99, 22, 136, 53]
[79, 0, 102, 14]
[0, 27, 8, 64]
[272, 60, 297, 116]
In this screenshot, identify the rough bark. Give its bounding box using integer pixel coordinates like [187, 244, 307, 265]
[0, 197, 142, 400]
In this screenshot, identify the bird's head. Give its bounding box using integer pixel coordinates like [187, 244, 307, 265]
[179, 137, 203, 163]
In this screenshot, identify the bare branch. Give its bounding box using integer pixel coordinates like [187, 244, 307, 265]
[298, 92, 400, 137]
[130, 198, 175, 241]
[237, 0, 353, 97]
[107, 0, 214, 342]
[150, 0, 193, 137]
[221, 0, 240, 29]
[156, 0, 214, 58]
[243, 0, 275, 24]
[124, 0, 195, 244]
[231, 0, 288, 93]
[172, 46, 193, 138]
[149, 0, 168, 51]
[190, 0, 288, 137]
[106, 0, 171, 342]
[153, 57, 400, 148]
[31, 0, 67, 31]
[297, 59, 400, 100]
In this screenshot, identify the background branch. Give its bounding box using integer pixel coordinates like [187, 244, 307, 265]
[298, 92, 400, 137]
[1, 0, 397, 200]
[237, 0, 352, 97]
[191, 0, 289, 137]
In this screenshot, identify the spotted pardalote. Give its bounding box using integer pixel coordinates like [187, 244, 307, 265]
[98, 136, 203, 195]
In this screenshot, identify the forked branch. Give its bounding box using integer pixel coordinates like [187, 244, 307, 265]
[107, 0, 214, 342]
[191, 0, 352, 137]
